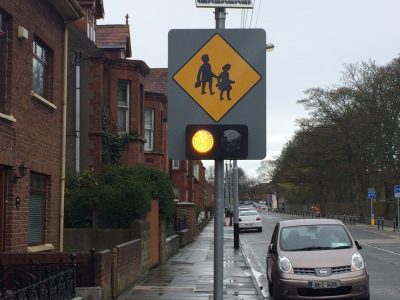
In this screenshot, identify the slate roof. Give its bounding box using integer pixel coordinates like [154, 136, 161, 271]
[96, 24, 132, 57]
[145, 68, 168, 95]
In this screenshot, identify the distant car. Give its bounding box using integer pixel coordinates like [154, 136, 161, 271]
[239, 206, 250, 212]
[266, 218, 369, 300]
[239, 210, 262, 232]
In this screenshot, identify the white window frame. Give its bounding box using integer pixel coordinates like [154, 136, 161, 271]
[32, 39, 49, 99]
[172, 160, 180, 170]
[86, 9, 96, 42]
[144, 108, 154, 151]
[117, 80, 130, 133]
[173, 187, 179, 200]
[193, 163, 200, 181]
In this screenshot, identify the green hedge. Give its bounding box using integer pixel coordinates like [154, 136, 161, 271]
[65, 165, 175, 228]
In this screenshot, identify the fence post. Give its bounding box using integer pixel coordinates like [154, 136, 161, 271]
[90, 248, 96, 286]
[0, 260, 5, 297]
[69, 252, 77, 294]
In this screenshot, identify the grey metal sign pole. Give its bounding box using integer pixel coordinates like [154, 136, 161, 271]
[397, 194, 399, 231]
[232, 160, 239, 249]
[214, 8, 226, 300]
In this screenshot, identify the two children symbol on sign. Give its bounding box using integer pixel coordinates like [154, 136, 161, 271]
[195, 54, 235, 101]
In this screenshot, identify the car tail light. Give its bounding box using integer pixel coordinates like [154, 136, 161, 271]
[256, 217, 261, 221]
[239, 218, 242, 222]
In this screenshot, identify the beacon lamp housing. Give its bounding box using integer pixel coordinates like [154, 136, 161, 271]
[185, 124, 248, 160]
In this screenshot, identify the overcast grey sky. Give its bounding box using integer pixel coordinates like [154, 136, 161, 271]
[99, 0, 400, 178]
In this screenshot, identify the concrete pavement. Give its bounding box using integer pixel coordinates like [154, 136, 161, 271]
[117, 219, 262, 300]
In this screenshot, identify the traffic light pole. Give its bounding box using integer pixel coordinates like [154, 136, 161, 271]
[214, 7, 226, 300]
[214, 159, 224, 300]
[232, 160, 239, 249]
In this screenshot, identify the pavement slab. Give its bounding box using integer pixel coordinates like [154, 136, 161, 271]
[117, 220, 261, 300]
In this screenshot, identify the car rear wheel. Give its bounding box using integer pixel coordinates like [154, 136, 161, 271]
[258, 227, 262, 232]
[360, 294, 370, 300]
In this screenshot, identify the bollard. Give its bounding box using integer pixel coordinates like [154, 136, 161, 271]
[394, 218, 396, 232]
[377, 217, 381, 230]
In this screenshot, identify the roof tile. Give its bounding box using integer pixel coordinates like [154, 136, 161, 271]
[145, 68, 168, 95]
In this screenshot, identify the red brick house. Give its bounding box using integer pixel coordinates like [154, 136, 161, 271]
[170, 159, 213, 211]
[144, 69, 168, 173]
[0, 0, 83, 252]
[66, 3, 150, 174]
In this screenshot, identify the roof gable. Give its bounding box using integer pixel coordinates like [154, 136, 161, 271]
[96, 24, 131, 57]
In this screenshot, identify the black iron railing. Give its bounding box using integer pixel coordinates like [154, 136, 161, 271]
[0, 250, 96, 300]
[166, 217, 188, 237]
[0, 265, 76, 300]
[174, 217, 188, 232]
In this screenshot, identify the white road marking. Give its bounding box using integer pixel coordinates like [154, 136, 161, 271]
[360, 243, 400, 256]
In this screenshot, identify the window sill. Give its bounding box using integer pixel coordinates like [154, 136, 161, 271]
[31, 91, 57, 110]
[27, 243, 55, 253]
[0, 112, 16, 122]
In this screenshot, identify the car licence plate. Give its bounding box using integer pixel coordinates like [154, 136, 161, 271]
[310, 281, 339, 289]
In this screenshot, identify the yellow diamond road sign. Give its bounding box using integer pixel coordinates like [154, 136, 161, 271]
[173, 33, 261, 122]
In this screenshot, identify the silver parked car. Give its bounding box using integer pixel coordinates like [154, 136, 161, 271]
[239, 210, 262, 232]
[266, 219, 369, 299]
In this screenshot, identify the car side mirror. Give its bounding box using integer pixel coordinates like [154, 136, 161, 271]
[355, 240, 362, 250]
[268, 243, 275, 253]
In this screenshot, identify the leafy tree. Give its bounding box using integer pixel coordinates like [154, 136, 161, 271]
[271, 57, 400, 215]
[256, 159, 276, 183]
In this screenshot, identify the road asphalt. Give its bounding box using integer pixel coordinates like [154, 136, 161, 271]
[117, 219, 262, 300]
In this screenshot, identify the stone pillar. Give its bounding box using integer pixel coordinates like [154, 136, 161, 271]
[130, 219, 151, 278]
[158, 218, 168, 264]
[176, 202, 197, 240]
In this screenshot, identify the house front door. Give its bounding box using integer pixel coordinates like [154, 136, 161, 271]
[0, 167, 5, 251]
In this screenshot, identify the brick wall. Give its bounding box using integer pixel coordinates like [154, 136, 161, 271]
[0, 0, 68, 252]
[112, 239, 142, 298]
